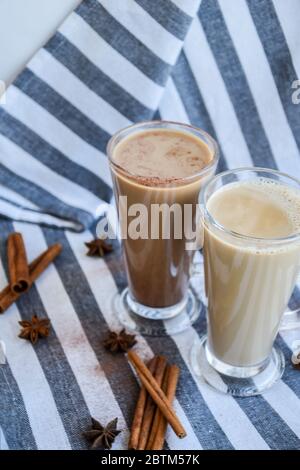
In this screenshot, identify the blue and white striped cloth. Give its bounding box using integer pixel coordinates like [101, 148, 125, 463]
[0, 0, 300, 450]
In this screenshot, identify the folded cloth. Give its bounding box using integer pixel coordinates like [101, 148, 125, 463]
[0, 0, 299, 230]
[0, 0, 201, 230]
[0, 0, 300, 451]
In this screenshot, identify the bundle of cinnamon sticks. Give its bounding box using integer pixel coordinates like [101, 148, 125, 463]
[0, 232, 62, 314]
[128, 351, 186, 450]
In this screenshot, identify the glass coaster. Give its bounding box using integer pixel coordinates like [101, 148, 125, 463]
[112, 287, 203, 336]
[190, 335, 285, 397]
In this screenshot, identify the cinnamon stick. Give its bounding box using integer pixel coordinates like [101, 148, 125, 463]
[28, 244, 62, 282]
[146, 365, 169, 449]
[7, 233, 30, 294]
[137, 356, 167, 450]
[151, 365, 180, 450]
[0, 243, 62, 314]
[128, 357, 157, 450]
[127, 351, 186, 439]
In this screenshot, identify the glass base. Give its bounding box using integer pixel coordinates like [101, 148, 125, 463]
[190, 335, 285, 397]
[112, 287, 202, 336]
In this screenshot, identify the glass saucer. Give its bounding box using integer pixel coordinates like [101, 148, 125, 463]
[190, 335, 285, 397]
[112, 287, 203, 336]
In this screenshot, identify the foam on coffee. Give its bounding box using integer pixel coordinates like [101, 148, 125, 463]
[113, 129, 213, 179]
[207, 178, 300, 240]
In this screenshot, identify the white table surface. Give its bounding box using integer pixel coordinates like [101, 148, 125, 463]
[0, 0, 81, 86]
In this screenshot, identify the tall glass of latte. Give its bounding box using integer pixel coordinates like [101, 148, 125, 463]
[107, 121, 218, 336]
[192, 168, 300, 396]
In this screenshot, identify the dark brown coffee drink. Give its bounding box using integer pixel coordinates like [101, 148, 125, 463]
[110, 127, 216, 308]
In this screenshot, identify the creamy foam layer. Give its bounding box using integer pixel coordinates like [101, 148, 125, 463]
[113, 129, 213, 179]
[207, 178, 300, 239]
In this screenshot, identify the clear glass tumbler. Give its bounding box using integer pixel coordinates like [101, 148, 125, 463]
[191, 168, 300, 396]
[107, 120, 219, 336]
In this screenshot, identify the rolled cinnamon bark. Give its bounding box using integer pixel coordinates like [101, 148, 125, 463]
[150, 364, 180, 450]
[0, 243, 62, 314]
[137, 356, 167, 450]
[127, 351, 186, 439]
[7, 233, 30, 294]
[128, 357, 157, 450]
[28, 244, 62, 282]
[146, 365, 170, 449]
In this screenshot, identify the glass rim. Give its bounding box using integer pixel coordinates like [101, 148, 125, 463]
[106, 120, 219, 185]
[200, 167, 300, 244]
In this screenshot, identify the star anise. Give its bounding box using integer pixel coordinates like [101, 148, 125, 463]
[83, 417, 121, 450]
[18, 315, 51, 345]
[104, 329, 137, 353]
[85, 238, 113, 257]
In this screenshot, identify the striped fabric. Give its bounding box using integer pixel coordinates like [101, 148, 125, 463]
[0, 0, 300, 450]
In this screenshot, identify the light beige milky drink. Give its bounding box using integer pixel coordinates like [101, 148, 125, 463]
[204, 178, 300, 367]
[109, 126, 217, 309]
